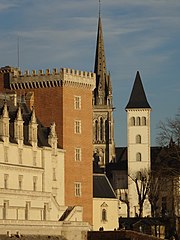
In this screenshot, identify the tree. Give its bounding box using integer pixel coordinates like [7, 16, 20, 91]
[129, 169, 150, 217]
[119, 189, 130, 217]
[156, 109, 180, 239]
[157, 108, 180, 161]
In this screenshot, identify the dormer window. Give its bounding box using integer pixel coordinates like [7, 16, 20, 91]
[0, 102, 9, 143]
[14, 105, 24, 144]
[29, 108, 38, 147]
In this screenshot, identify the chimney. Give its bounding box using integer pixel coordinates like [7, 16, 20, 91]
[25, 92, 34, 110]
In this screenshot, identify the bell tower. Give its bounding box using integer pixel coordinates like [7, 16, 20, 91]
[126, 71, 151, 217]
[93, 3, 115, 168]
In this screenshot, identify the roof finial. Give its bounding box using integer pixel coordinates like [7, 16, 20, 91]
[99, 0, 101, 17]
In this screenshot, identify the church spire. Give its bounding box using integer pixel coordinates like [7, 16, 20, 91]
[94, 11, 107, 76]
[93, 2, 113, 106]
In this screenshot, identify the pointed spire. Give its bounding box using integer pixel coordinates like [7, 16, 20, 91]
[99, 0, 101, 18]
[16, 104, 23, 121]
[94, 11, 107, 76]
[126, 71, 151, 109]
[2, 101, 9, 118]
[30, 107, 37, 124]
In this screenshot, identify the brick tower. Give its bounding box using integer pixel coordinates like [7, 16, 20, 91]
[0, 66, 95, 225]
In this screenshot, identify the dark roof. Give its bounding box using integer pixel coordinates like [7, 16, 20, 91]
[93, 174, 117, 199]
[126, 71, 151, 109]
[0, 100, 50, 147]
[116, 147, 127, 163]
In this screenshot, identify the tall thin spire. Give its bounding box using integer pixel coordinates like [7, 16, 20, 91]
[99, 0, 101, 18]
[94, 7, 107, 77]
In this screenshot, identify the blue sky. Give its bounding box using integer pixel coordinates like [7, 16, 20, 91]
[0, 0, 179, 146]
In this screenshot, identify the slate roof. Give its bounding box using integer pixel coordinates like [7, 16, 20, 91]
[93, 174, 117, 199]
[126, 71, 151, 109]
[0, 100, 51, 147]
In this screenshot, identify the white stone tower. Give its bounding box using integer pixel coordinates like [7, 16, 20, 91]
[126, 71, 151, 217]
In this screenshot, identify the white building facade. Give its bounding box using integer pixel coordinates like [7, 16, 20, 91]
[0, 98, 90, 239]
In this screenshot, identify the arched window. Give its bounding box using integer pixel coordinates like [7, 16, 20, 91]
[136, 135, 141, 144]
[95, 120, 98, 141]
[142, 117, 146, 126]
[136, 152, 142, 161]
[136, 117, 141, 126]
[100, 118, 103, 141]
[130, 117, 135, 126]
[102, 209, 107, 221]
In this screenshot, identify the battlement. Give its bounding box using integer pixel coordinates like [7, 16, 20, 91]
[2, 67, 96, 90]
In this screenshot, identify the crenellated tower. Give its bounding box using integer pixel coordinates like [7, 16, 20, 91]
[93, 12, 115, 168]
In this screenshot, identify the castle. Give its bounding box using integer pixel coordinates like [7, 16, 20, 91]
[0, 7, 155, 238]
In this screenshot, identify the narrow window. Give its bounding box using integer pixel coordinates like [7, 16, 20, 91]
[74, 120, 81, 134]
[3, 201, 8, 219]
[75, 148, 81, 161]
[136, 152, 142, 161]
[74, 96, 81, 110]
[100, 118, 103, 141]
[136, 117, 141, 126]
[142, 117, 147, 126]
[136, 135, 141, 144]
[130, 117, 135, 126]
[25, 202, 30, 220]
[18, 175, 23, 190]
[95, 120, 98, 141]
[33, 176, 37, 191]
[43, 203, 48, 220]
[102, 209, 107, 221]
[75, 182, 81, 197]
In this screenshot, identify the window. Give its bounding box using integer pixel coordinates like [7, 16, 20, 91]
[100, 118, 103, 141]
[136, 152, 142, 161]
[43, 203, 48, 220]
[136, 135, 141, 144]
[3, 201, 8, 219]
[95, 120, 98, 141]
[75, 148, 81, 161]
[4, 174, 9, 189]
[75, 182, 81, 197]
[18, 175, 23, 190]
[142, 117, 146, 126]
[130, 117, 135, 126]
[102, 209, 107, 221]
[136, 117, 141, 126]
[74, 96, 81, 110]
[25, 202, 30, 220]
[74, 120, 81, 134]
[33, 176, 37, 191]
